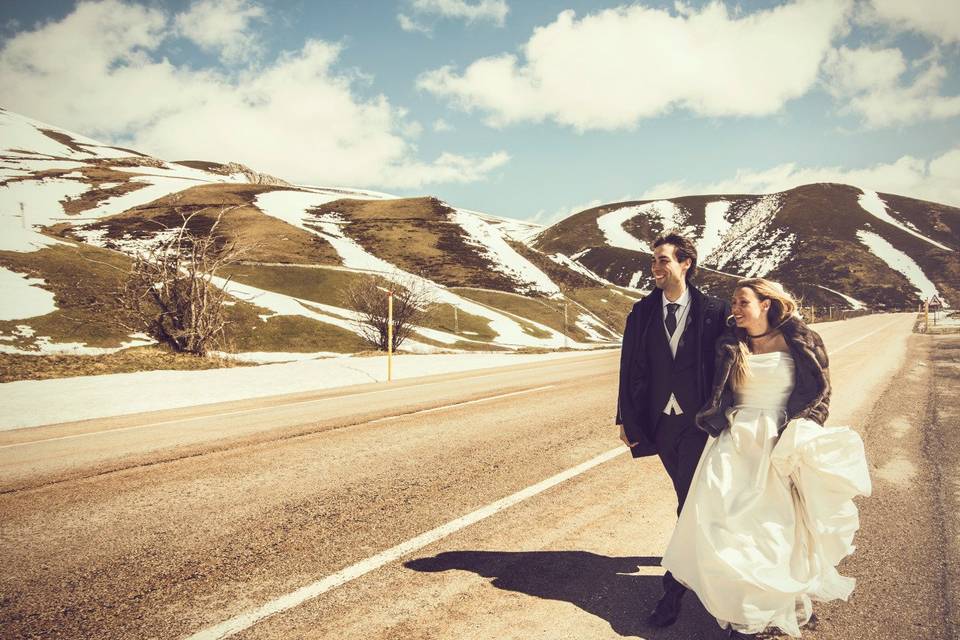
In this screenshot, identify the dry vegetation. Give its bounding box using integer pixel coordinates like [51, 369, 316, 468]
[0, 346, 250, 383]
[310, 197, 521, 291]
[58, 183, 344, 265]
[0, 240, 138, 349]
[451, 288, 577, 340]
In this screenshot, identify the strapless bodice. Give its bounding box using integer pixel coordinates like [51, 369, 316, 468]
[732, 351, 795, 413]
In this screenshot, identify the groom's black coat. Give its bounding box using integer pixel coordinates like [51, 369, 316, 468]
[616, 285, 729, 458]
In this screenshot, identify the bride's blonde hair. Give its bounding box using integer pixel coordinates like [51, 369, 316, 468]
[730, 278, 800, 389]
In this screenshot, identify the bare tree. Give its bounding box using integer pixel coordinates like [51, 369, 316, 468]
[343, 273, 434, 351]
[118, 208, 247, 356]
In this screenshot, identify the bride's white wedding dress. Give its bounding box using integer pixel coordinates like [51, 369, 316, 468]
[662, 351, 872, 637]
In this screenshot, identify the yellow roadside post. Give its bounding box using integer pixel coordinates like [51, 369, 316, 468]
[387, 290, 393, 382]
[924, 298, 929, 333]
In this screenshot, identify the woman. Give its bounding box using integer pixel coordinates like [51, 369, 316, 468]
[661, 278, 871, 638]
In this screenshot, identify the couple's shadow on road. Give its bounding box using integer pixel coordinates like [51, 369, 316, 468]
[404, 550, 722, 639]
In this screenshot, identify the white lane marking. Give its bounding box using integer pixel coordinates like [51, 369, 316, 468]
[369, 385, 555, 423]
[184, 445, 627, 640]
[0, 356, 605, 448]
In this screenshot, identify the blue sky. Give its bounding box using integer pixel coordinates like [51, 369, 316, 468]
[2, 0, 959, 222]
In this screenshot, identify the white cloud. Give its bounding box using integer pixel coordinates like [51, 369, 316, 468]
[639, 147, 960, 207]
[530, 197, 606, 225]
[862, 0, 960, 43]
[175, 0, 266, 64]
[823, 46, 960, 127]
[0, 0, 507, 190]
[398, 13, 432, 36]
[432, 118, 453, 132]
[417, 0, 851, 131]
[387, 150, 510, 186]
[409, 0, 508, 26]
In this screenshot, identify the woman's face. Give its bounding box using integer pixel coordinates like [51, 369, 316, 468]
[731, 286, 771, 332]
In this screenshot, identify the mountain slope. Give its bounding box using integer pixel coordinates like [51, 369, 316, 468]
[0, 109, 630, 372]
[534, 184, 959, 309]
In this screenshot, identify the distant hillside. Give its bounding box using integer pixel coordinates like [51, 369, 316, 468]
[0, 108, 632, 378]
[534, 184, 959, 309]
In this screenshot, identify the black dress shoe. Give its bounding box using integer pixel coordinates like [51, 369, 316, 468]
[646, 588, 685, 627]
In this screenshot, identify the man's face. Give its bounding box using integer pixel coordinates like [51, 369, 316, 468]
[651, 243, 690, 290]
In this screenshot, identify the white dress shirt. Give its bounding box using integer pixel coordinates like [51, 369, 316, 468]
[662, 287, 691, 415]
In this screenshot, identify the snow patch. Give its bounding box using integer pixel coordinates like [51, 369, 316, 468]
[1, 109, 134, 160]
[857, 189, 952, 252]
[644, 200, 692, 236]
[461, 207, 544, 244]
[547, 253, 609, 285]
[212, 350, 342, 363]
[215, 277, 361, 333]
[86, 175, 203, 218]
[814, 284, 867, 310]
[857, 229, 943, 302]
[596, 206, 652, 253]
[573, 311, 616, 342]
[596, 200, 693, 255]
[0, 350, 605, 430]
[254, 189, 345, 231]
[707, 195, 791, 277]
[0, 334, 154, 356]
[0, 267, 57, 320]
[698, 200, 732, 259]
[451, 208, 561, 296]
[0, 178, 87, 251]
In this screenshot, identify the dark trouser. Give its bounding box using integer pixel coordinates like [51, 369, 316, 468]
[654, 411, 708, 594]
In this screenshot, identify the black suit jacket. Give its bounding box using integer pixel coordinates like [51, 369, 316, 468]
[615, 285, 730, 458]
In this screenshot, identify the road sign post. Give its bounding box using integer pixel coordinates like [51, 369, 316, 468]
[387, 291, 393, 382]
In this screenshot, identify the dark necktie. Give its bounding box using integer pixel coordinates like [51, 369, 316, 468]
[665, 303, 679, 337]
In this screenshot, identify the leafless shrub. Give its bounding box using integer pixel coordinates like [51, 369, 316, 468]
[118, 208, 248, 356]
[343, 273, 434, 351]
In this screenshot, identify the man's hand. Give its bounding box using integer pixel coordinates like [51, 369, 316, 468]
[619, 424, 639, 448]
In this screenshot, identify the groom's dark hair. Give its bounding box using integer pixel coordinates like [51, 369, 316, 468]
[653, 231, 698, 282]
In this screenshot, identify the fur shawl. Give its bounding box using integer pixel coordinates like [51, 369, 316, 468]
[695, 316, 831, 436]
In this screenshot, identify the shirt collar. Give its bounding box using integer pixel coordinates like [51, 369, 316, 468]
[662, 286, 690, 309]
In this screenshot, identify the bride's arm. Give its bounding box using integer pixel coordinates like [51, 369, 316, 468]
[696, 334, 738, 437]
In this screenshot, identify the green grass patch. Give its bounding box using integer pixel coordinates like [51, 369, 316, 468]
[222, 299, 368, 353]
[0, 240, 137, 349]
[400, 332, 510, 353]
[220, 264, 373, 307]
[450, 288, 571, 340]
[417, 302, 497, 341]
[563, 287, 633, 337]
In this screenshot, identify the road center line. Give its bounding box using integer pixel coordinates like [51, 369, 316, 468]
[184, 445, 627, 640]
[369, 385, 555, 423]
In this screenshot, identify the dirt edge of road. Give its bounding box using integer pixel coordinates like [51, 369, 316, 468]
[928, 334, 960, 638]
[796, 333, 958, 640]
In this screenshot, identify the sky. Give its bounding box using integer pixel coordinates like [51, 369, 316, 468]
[1, 0, 959, 223]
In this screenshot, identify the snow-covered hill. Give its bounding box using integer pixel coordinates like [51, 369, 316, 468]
[535, 184, 959, 309]
[0, 108, 632, 366]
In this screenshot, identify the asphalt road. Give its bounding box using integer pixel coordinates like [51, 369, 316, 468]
[2, 312, 947, 640]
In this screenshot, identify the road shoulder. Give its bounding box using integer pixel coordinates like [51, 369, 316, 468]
[799, 334, 954, 640]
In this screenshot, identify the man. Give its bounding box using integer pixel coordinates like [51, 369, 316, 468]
[616, 231, 730, 628]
